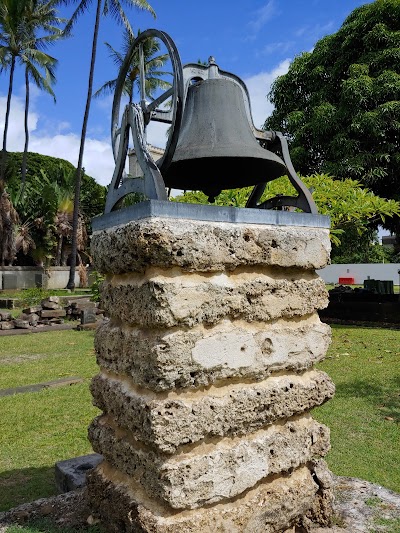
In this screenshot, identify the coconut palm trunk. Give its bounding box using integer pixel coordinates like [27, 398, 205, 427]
[20, 66, 30, 198]
[0, 55, 16, 189]
[66, 0, 102, 289]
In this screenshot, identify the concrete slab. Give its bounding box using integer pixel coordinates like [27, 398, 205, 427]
[55, 454, 103, 493]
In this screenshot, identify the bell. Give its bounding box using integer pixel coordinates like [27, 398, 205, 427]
[106, 32, 317, 214]
[161, 75, 287, 200]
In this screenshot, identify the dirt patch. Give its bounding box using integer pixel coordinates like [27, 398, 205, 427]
[0, 354, 43, 365]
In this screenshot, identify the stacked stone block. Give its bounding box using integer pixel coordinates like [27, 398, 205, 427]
[88, 212, 335, 532]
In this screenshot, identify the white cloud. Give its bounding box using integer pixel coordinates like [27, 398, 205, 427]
[244, 59, 291, 129]
[261, 41, 294, 56]
[0, 94, 114, 186]
[295, 21, 335, 42]
[247, 1, 279, 36]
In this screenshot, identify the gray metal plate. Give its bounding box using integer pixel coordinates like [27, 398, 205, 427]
[92, 200, 330, 231]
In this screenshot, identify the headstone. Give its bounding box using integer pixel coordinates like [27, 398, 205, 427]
[81, 308, 97, 325]
[3, 274, 18, 290]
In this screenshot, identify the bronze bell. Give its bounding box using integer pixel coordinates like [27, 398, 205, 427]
[161, 73, 286, 201]
[106, 30, 316, 214]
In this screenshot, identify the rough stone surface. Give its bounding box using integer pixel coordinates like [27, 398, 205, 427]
[89, 415, 330, 509]
[0, 321, 14, 330]
[91, 218, 331, 274]
[90, 369, 335, 453]
[95, 315, 331, 391]
[86, 462, 331, 532]
[101, 269, 328, 328]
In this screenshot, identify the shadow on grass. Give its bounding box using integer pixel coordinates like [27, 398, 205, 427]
[0, 466, 56, 513]
[335, 375, 400, 422]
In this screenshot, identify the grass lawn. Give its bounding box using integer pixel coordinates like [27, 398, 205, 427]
[0, 325, 399, 517]
[0, 331, 99, 512]
[315, 325, 400, 493]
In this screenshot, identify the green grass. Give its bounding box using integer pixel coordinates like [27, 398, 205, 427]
[0, 331, 97, 389]
[0, 331, 99, 512]
[0, 289, 91, 299]
[315, 325, 400, 493]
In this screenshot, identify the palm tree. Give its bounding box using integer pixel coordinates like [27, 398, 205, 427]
[20, 0, 64, 197]
[0, 0, 63, 191]
[64, 0, 155, 290]
[0, 190, 19, 265]
[94, 27, 170, 104]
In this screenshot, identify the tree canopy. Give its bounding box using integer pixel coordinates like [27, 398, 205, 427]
[265, 0, 400, 209]
[4, 151, 105, 266]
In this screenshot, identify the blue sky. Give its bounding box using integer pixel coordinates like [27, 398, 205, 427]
[0, 0, 371, 186]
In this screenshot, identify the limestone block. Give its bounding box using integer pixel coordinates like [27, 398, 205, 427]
[89, 414, 330, 509]
[90, 369, 335, 453]
[91, 218, 331, 274]
[87, 462, 331, 532]
[95, 315, 331, 391]
[101, 269, 328, 328]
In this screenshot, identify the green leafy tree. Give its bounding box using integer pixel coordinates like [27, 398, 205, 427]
[173, 174, 400, 261]
[5, 151, 105, 265]
[63, 0, 155, 290]
[94, 26, 169, 103]
[265, 0, 400, 209]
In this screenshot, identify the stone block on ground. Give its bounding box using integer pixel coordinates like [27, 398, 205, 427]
[26, 313, 40, 326]
[0, 321, 15, 330]
[13, 319, 30, 329]
[0, 311, 12, 321]
[40, 309, 66, 318]
[22, 306, 42, 314]
[55, 454, 103, 493]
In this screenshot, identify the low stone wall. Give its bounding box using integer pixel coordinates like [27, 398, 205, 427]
[0, 267, 92, 290]
[88, 203, 334, 532]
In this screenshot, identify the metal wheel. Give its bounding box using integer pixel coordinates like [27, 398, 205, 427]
[111, 29, 184, 173]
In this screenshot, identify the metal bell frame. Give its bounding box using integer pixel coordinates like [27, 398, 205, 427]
[105, 29, 317, 215]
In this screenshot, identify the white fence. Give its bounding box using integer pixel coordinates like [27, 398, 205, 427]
[0, 267, 89, 290]
[317, 264, 400, 285]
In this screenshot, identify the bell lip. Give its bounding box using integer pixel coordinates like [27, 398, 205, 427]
[162, 155, 288, 191]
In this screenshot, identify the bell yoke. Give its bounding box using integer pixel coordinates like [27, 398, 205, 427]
[106, 29, 317, 215]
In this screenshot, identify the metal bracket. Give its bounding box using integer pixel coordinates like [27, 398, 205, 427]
[246, 132, 318, 214]
[105, 105, 167, 213]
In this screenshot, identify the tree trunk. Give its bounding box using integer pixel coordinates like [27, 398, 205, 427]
[20, 67, 30, 200]
[56, 234, 63, 266]
[0, 56, 16, 190]
[67, 0, 102, 290]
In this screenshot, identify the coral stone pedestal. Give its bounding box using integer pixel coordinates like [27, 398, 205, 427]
[88, 201, 335, 532]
